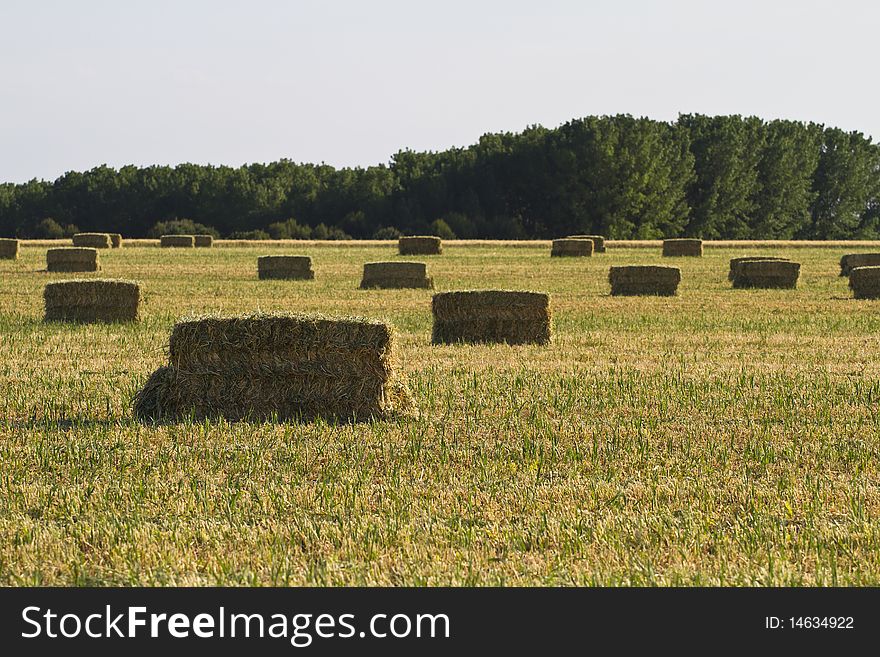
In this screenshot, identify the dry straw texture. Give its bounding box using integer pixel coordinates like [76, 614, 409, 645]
[72, 232, 112, 248]
[609, 265, 681, 296]
[44, 279, 139, 323]
[134, 312, 413, 422]
[399, 236, 442, 255]
[109, 233, 123, 248]
[194, 234, 214, 247]
[731, 260, 800, 289]
[431, 290, 551, 345]
[662, 238, 703, 257]
[46, 247, 100, 272]
[257, 255, 315, 280]
[551, 238, 593, 257]
[728, 256, 790, 281]
[360, 261, 433, 289]
[567, 234, 606, 252]
[0, 238, 19, 259]
[839, 253, 880, 276]
[160, 235, 195, 248]
[848, 266, 880, 299]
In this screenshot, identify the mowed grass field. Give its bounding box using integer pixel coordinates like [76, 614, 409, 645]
[2, 241, 880, 585]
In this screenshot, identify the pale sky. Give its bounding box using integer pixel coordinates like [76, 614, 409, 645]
[1, 0, 877, 183]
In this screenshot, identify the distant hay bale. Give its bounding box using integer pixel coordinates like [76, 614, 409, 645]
[46, 247, 100, 272]
[431, 291, 551, 345]
[839, 253, 880, 276]
[109, 233, 123, 248]
[257, 255, 315, 280]
[551, 238, 593, 257]
[360, 261, 433, 289]
[133, 312, 413, 422]
[662, 238, 703, 257]
[848, 266, 880, 299]
[609, 265, 681, 296]
[399, 236, 442, 255]
[728, 256, 790, 281]
[731, 260, 800, 289]
[160, 235, 195, 248]
[567, 234, 606, 253]
[44, 279, 139, 323]
[194, 234, 214, 248]
[72, 232, 112, 248]
[0, 238, 19, 259]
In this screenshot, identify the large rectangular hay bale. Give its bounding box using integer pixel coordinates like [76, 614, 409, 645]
[839, 253, 880, 276]
[44, 279, 140, 322]
[46, 247, 100, 272]
[399, 236, 442, 255]
[0, 238, 19, 259]
[431, 290, 551, 345]
[609, 265, 681, 296]
[257, 255, 315, 280]
[194, 234, 214, 247]
[728, 256, 790, 281]
[732, 260, 800, 289]
[567, 234, 606, 252]
[72, 232, 112, 248]
[109, 233, 123, 248]
[134, 313, 412, 422]
[662, 238, 703, 257]
[360, 261, 433, 289]
[848, 266, 880, 299]
[160, 234, 195, 248]
[551, 238, 593, 257]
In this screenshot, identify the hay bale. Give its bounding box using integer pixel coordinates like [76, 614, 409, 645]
[728, 256, 790, 281]
[160, 235, 195, 248]
[662, 238, 703, 257]
[848, 266, 880, 299]
[194, 234, 214, 248]
[360, 261, 433, 289]
[551, 238, 593, 257]
[431, 291, 551, 345]
[567, 234, 606, 253]
[109, 233, 123, 248]
[839, 253, 880, 276]
[0, 238, 19, 259]
[46, 247, 100, 272]
[609, 265, 681, 296]
[72, 232, 112, 248]
[44, 279, 139, 323]
[399, 236, 442, 255]
[257, 255, 315, 280]
[731, 260, 800, 289]
[133, 312, 413, 422]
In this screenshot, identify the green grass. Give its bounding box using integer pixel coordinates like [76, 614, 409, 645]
[1, 242, 879, 585]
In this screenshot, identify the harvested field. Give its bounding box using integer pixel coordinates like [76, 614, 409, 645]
[609, 265, 681, 296]
[72, 232, 112, 248]
[360, 261, 433, 289]
[662, 238, 703, 257]
[44, 279, 139, 322]
[399, 235, 442, 255]
[732, 260, 800, 289]
[46, 247, 100, 272]
[257, 255, 315, 280]
[848, 266, 880, 299]
[0, 238, 19, 259]
[160, 235, 195, 248]
[551, 238, 593, 257]
[432, 290, 551, 345]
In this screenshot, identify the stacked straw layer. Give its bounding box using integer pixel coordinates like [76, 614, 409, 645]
[609, 265, 681, 296]
[728, 256, 790, 281]
[72, 232, 112, 248]
[399, 236, 442, 255]
[257, 255, 315, 280]
[44, 279, 139, 322]
[135, 313, 413, 422]
[849, 266, 880, 299]
[160, 235, 195, 248]
[731, 260, 800, 289]
[551, 238, 593, 257]
[46, 247, 100, 272]
[0, 238, 19, 259]
[662, 238, 703, 257]
[431, 290, 551, 345]
[109, 233, 123, 248]
[567, 234, 606, 252]
[839, 253, 880, 276]
[194, 234, 214, 247]
[360, 261, 433, 289]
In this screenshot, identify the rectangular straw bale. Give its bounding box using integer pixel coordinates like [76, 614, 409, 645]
[109, 233, 123, 248]
[194, 234, 214, 247]
[399, 236, 442, 255]
[46, 247, 100, 272]
[360, 261, 433, 289]
[160, 234, 195, 248]
[72, 232, 112, 248]
[728, 256, 790, 281]
[662, 238, 703, 257]
[0, 238, 19, 259]
[848, 266, 880, 299]
[257, 255, 315, 280]
[431, 290, 551, 345]
[839, 253, 880, 276]
[731, 260, 800, 289]
[609, 265, 681, 296]
[551, 238, 593, 257]
[567, 234, 606, 252]
[44, 279, 139, 322]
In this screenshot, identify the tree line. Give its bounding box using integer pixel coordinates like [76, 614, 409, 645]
[1, 114, 878, 240]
